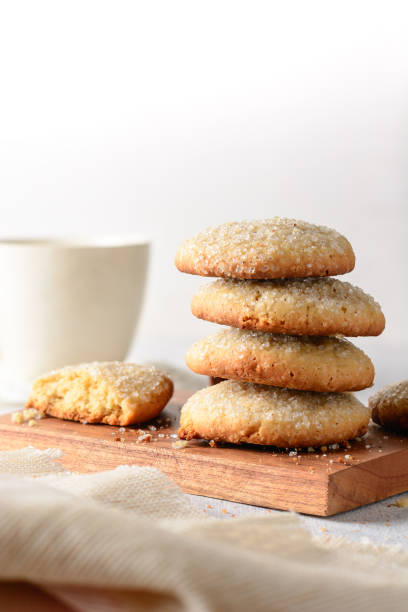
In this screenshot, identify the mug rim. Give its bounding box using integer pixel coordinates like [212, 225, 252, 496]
[0, 235, 150, 248]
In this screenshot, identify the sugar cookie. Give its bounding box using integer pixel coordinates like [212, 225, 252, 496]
[178, 380, 369, 447]
[26, 361, 173, 426]
[369, 380, 408, 432]
[191, 278, 385, 337]
[186, 328, 374, 392]
[175, 218, 355, 279]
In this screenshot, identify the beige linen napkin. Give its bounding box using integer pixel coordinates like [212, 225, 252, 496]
[0, 446, 407, 612]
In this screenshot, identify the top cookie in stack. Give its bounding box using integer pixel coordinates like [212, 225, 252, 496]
[175, 217, 355, 279]
[176, 218, 385, 448]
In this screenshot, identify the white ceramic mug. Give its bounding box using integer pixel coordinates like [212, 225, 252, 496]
[0, 236, 149, 400]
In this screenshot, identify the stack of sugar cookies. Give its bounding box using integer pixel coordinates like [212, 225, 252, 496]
[175, 218, 385, 448]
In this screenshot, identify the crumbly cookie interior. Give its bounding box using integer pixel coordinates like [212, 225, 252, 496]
[27, 362, 173, 425]
[30, 368, 117, 421]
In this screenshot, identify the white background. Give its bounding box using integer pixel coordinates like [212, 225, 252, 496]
[0, 1, 407, 397]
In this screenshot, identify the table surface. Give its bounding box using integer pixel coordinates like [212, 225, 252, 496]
[2, 371, 408, 550]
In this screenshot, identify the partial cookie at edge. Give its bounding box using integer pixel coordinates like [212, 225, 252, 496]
[369, 380, 408, 432]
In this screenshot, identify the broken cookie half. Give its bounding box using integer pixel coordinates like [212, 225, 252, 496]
[26, 361, 173, 426]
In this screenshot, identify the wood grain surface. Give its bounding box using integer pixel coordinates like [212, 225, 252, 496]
[0, 389, 407, 516]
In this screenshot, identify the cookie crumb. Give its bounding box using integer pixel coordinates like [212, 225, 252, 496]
[395, 496, 408, 508]
[138, 433, 152, 443]
[11, 408, 43, 425]
[11, 412, 24, 425]
[23, 408, 39, 421]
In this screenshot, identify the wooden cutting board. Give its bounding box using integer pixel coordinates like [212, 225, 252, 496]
[0, 389, 407, 516]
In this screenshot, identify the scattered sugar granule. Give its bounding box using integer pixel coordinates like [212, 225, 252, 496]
[172, 440, 188, 450]
[118, 427, 126, 434]
[289, 451, 297, 457]
[27, 419, 36, 427]
[148, 425, 157, 431]
[209, 440, 217, 448]
[344, 454, 352, 461]
[365, 444, 371, 449]
[81, 419, 88, 425]
[307, 447, 315, 453]
[158, 433, 165, 438]
[170, 433, 179, 439]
